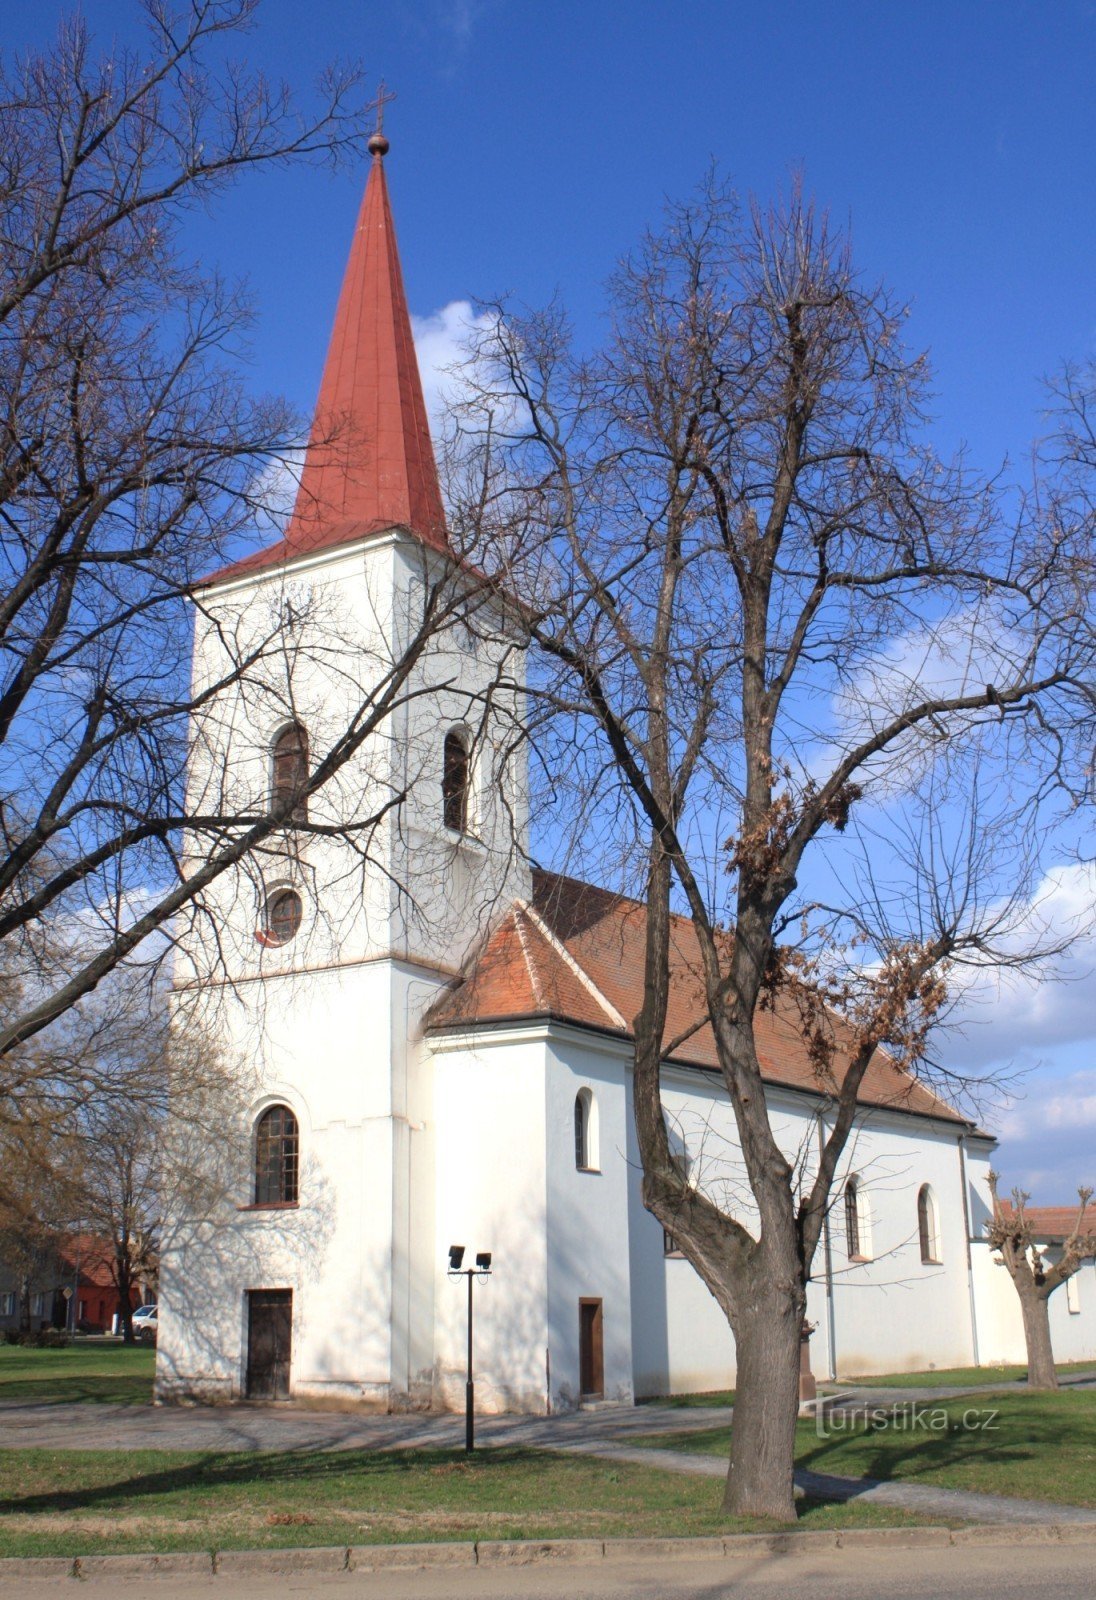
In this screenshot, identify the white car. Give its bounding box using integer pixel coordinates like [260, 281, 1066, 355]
[131, 1305, 157, 1341]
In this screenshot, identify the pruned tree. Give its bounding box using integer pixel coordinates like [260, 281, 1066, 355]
[986, 1174, 1096, 1390]
[452, 178, 1094, 1517]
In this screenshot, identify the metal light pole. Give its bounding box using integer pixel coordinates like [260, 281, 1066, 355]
[447, 1246, 492, 1454]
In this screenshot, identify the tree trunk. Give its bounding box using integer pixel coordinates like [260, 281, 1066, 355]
[1018, 1284, 1058, 1389]
[723, 1278, 804, 1520]
[116, 1251, 135, 1345]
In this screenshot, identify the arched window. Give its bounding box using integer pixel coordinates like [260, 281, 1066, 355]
[574, 1088, 598, 1171]
[917, 1184, 940, 1263]
[271, 724, 309, 822]
[254, 1104, 299, 1206]
[442, 729, 470, 833]
[845, 1177, 863, 1260]
[259, 887, 302, 947]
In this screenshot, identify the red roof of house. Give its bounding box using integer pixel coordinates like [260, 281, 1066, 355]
[208, 133, 446, 585]
[57, 1234, 116, 1289]
[426, 868, 967, 1125]
[999, 1203, 1095, 1243]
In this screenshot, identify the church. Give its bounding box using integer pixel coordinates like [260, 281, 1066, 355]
[155, 130, 1096, 1412]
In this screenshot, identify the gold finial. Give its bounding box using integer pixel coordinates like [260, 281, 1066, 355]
[368, 80, 395, 158]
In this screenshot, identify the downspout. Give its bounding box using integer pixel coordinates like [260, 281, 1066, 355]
[817, 1117, 838, 1381]
[958, 1134, 980, 1368]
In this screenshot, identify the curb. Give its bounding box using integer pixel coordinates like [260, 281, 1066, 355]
[3, 1521, 1096, 1582]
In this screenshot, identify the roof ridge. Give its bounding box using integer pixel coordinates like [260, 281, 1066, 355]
[517, 898, 628, 1029]
[512, 904, 546, 1011]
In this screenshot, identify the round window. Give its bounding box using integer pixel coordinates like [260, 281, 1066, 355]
[260, 888, 302, 946]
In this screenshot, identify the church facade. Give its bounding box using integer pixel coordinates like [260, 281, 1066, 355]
[155, 135, 1096, 1412]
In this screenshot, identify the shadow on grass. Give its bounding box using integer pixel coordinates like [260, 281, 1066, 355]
[0, 1376, 153, 1406]
[799, 1392, 1096, 1503]
[0, 1447, 587, 1519]
[0, 1345, 154, 1408]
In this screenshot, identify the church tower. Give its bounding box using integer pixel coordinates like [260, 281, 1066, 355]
[156, 126, 529, 1408]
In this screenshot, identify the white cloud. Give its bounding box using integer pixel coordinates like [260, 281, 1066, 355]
[941, 860, 1096, 1067]
[809, 602, 1036, 796]
[412, 299, 497, 438]
[247, 449, 305, 533]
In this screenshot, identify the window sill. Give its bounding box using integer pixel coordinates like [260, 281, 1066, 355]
[921, 1256, 943, 1267]
[847, 1254, 872, 1264]
[237, 1202, 300, 1213]
[576, 1166, 601, 1176]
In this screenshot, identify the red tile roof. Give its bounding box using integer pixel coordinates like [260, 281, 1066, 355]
[57, 1234, 117, 1289]
[207, 141, 446, 586]
[999, 1203, 1095, 1242]
[427, 868, 967, 1124]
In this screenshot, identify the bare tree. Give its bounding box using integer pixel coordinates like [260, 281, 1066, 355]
[986, 1175, 1095, 1390]
[0, 1158, 70, 1334]
[0, 1, 524, 1089]
[69, 1027, 164, 1344]
[453, 180, 1093, 1517]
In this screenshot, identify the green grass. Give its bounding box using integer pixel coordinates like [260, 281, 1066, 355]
[0, 1446, 937, 1558]
[638, 1391, 1096, 1509]
[834, 1361, 1096, 1390]
[0, 1342, 154, 1406]
[638, 1389, 734, 1408]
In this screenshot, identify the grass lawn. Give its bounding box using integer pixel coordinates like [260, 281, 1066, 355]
[0, 1342, 154, 1406]
[0, 1445, 939, 1557]
[834, 1361, 1096, 1390]
[638, 1389, 734, 1408]
[638, 1391, 1096, 1509]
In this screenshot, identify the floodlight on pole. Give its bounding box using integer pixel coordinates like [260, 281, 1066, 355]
[447, 1244, 493, 1453]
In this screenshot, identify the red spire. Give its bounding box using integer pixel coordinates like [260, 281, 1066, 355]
[216, 134, 447, 582]
[285, 134, 447, 557]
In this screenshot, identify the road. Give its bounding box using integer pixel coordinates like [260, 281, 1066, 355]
[14, 1545, 1096, 1600]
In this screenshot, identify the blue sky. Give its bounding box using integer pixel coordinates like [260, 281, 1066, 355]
[13, 1, 1096, 1198]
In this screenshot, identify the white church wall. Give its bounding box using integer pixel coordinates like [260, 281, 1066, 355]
[1045, 1256, 1096, 1363]
[181, 540, 405, 982]
[390, 965, 450, 1407]
[544, 1029, 635, 1410]
[621, 1061, 979, 1395]
[430, 1031, 550, 1414]
[158, 959, 406, 1404]
[179, 534, 529, 996]
[824, 1113, 976, 1378]
[389, 542, 532, 973]
[626, 1067, 737, 1399]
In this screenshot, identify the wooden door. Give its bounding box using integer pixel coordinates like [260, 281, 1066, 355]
[579, 1298, 604, 1398]
[246, 1289, 292, 1399]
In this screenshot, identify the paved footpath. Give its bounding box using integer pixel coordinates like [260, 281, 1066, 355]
[0, 1397, 730, 1454]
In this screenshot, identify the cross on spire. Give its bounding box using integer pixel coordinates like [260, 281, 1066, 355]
[375, 79, 395, 134]
[368, 80, 396, 158]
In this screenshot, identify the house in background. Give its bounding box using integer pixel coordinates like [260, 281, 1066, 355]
[0, 1234, 149, 1334]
